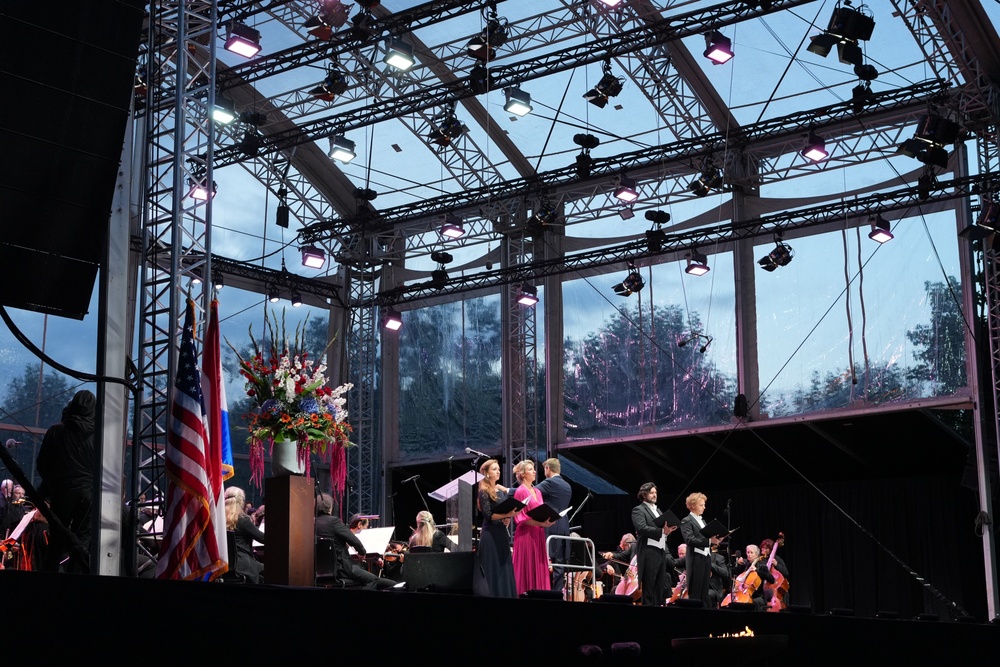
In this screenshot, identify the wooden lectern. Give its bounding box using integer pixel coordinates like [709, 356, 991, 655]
[264, 475, 315, 586]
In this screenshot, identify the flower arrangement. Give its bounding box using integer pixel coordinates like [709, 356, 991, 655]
[229, 311, 353, 492]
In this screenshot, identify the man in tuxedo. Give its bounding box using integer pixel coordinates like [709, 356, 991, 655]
[680, 492, 721, 608]
[315, 493, 396, 590]
[631, 482, 678, 607]
[535, 457, 572, 591]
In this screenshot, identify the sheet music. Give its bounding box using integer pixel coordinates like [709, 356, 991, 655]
[348, 526, 395, 556]
[10, 510, 37, 541]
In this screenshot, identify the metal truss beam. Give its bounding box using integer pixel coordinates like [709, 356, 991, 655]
[212, 0, 817, 167]
[301, 79, 949, 242]
[346, 267, 380, 518]
[362, 171, 995, 308]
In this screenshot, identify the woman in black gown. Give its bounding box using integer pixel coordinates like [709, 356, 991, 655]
[225, 486, 265, 583]
[473, 458, 518, 597]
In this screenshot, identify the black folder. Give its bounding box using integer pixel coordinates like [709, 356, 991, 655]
[491, 496, 527, 514]
[700, 518, 728, 538]
[526, 503, 572, 523]
[653, 509, 681, 528]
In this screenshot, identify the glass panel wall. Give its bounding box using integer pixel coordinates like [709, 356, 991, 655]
[563, 251, 737, 441]
[757, 210, 966, 417]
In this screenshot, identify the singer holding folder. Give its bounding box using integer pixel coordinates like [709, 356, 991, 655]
[512, 460, 554, 594]
[631, 483, 678, 607]
[473, 459, 518, 598]
[680, 492, 722, 608]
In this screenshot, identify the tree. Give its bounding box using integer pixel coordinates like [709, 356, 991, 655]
[0, 364, 79, 482]
[564, 303, 734, 437]
[906, 277, 967, 395]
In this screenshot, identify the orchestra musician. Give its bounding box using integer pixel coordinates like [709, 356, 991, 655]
[409, 510, 454, 552]
[315, 493, 397, 590]
[631, 483, 678, 607]
[760, 537, 790, 608]
[679, 492, 721, 608]
[706, 544, 731, 609]
[600, 533, 638, 599]
[734, 544, 773, 610]
[225, 486, 265, 583]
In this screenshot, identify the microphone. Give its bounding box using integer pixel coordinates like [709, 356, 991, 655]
[400, 474, 420, 484]
[465, 447, 489, 457]
[5, 439, 21, 448]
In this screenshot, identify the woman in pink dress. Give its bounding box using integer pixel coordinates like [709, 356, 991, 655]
[512, 460, 555, 595]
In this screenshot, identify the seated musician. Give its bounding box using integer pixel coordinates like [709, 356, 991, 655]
[316, 494, 397, 590]
[600, 533, 638, 598]
[759, 538, 789, 606]
[408, 510, 454, 552]
[735, 544, 773, 610]
[707, 545, 731, 609]
[225, 487, 265, 583]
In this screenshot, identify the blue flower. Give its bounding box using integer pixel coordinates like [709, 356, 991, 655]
[262, 399, 280, 414]
[299, 397, 320, 414]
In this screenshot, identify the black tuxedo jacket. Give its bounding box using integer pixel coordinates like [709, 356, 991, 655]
[316, 513, 366, 579]
[535, 474, 571, 537]
[631, 503, 673, 581]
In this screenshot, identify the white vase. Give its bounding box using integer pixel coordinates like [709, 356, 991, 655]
[271, 436, 307, 476]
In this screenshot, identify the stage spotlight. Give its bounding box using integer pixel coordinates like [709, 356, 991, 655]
[440, 214, 466, 239]
[504, 88, 533, 116]
[517, 284, 539, 306]
[807, 3, 875, 60]
[758, 240, 794, 272]
[428, 112, 468, 147]
[467, 13, 509, 62]
[685, 249, 710, 276]
[575, 152, 594, 178]
[689, 167, 724, 197]
[645, 228, 666, 253]
[311, 70, 349, 102]
[837, 41, 863, 66]
[291, 291, 303, 307]
[238, 131, 261, 158]
[704, 31, 734, 64]
[531, 202, 558, 228]
[801, 131, 829, 162]
[329, 134, 356, 163]
[430, 269, 449, 289]
[353, 187, 378, 201]
[851, 82, 875, 113]
[466, 35, 496, 62]
[868, 214, 893, 243]
[431, 250, 454, 265]
[612, 266, 645, 297]
[468, 64, 493, 94]
[225, 21, 262, 58]
[597, 0, 625, 7]
[584, 68, 624, 108]
[614, 175, 639, 203]
[212, 272, 224, 290]
[977, 201, 1000, 231]
[212, 96, 236, 124]
[384, 39, 415, 71]
[383, 308, 403, 331]
[188, 177, 217, 201]
[301, 245, 327, 269]
[917, 172, 935, 201]
[898, 114, 959, 168]
[267, 284, 281, 303]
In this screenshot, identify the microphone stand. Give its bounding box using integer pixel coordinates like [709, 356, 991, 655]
[408, 476, 431, 514]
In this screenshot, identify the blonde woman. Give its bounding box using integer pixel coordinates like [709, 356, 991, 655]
[225, 486, 265, 583]
[511, 460, 555, 594]
[473, 458, 518, 597]
[408, 510, 453, 552]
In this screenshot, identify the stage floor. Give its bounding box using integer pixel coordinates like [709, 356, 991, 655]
[8, 571, 999, 663]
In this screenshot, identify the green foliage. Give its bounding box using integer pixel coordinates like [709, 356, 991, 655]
[905, 277, 967, 395]
[563, 303, 734, 436]
[398, 299, 505, 458]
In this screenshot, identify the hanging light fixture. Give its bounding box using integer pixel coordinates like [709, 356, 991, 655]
[212, 272, 224, 290]
[290, 291, 303, 307]
[584, 60, 624, 108]
[614, 174, 639, 203]
[383, 308, 403, 331]
[684, 249, 711, 276]
[383, 39, 415, 71]
[267, 284, 281, 303]
[517, 284, 539, 306]
[703, 31, 734, 65]
[758, 238, 794, 271]
[440, 213, 465, 239]
[311, 69, 349, 102]
[467, 6, 508, 62]
[187, 177, 217, 201]
[801, 131, 829, 162]
[504, 87, 533, 116]
[612, 263, 645, 297]
[211, 96, 236, 124]
[224, 21, 262, 58]
[867, 214, 893, 243]
[301, 245, 327, 269]
[329, 134, 356, 163]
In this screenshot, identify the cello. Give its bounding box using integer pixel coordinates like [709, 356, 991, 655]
[721, 554, 762, 606]
[763, 532, 789, 612]
[613, 554, 641, 602]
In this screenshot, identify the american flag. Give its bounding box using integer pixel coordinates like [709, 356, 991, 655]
[156, 299, 227, 580]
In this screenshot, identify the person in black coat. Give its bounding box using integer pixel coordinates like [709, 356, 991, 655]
[679, 492, 722, 608]
[631, 482, 678, 607]
[36, 389, 97, 573]
[315, 493, 396, 589]
[408, 510, 454, 552]
[225, 486, 265, 583]
[535, 457, 572, 590]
